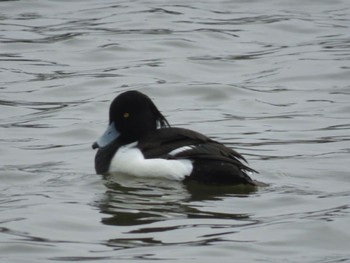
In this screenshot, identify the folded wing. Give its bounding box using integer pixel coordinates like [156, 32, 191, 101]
[139, 127, 257, 174]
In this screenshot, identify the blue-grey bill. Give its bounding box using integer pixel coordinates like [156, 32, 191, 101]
[92, 122, 119, 149]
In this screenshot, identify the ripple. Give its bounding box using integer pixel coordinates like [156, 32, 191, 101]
[1, 0, 350, 262]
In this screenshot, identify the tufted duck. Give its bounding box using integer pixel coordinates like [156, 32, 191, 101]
[92, 90, 258, 185]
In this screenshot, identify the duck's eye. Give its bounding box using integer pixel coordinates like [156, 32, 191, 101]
[123, 112, 130, 118]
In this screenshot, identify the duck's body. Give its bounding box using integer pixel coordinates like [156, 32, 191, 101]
[93, 90, 257, 185]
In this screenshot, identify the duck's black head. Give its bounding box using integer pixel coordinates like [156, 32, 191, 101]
[93, 90, 170, 149]
[110, 90, 170, 140]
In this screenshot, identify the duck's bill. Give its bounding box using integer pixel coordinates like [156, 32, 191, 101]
[92, 122, 119, 149]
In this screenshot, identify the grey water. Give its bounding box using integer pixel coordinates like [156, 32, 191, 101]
[1, 0, 350, 262]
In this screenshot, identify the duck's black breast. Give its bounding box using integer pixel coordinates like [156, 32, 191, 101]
[138, 127, 257, 185]
[94, 139, 124, 175]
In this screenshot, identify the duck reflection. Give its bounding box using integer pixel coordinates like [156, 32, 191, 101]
[98, 174, 258, 227]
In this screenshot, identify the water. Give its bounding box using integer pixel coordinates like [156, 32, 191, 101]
[1, 0, 350, 262]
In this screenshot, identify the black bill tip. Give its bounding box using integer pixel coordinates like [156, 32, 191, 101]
[92, 142, 99, 150]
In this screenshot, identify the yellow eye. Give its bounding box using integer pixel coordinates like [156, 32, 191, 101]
[123, 112, 130, 118]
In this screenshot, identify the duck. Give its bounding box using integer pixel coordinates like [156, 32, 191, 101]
[92, 90, 258, 185]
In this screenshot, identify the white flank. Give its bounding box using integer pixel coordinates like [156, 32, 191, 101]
[109, 142, 193, 181]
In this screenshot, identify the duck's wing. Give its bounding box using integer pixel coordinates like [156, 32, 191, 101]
[172, 141, 257, 174]
[139, 127, 210, 157]
[138, 127, 257, 174]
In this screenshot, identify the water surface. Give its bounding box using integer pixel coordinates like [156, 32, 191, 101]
[1, 0, 350, 262]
